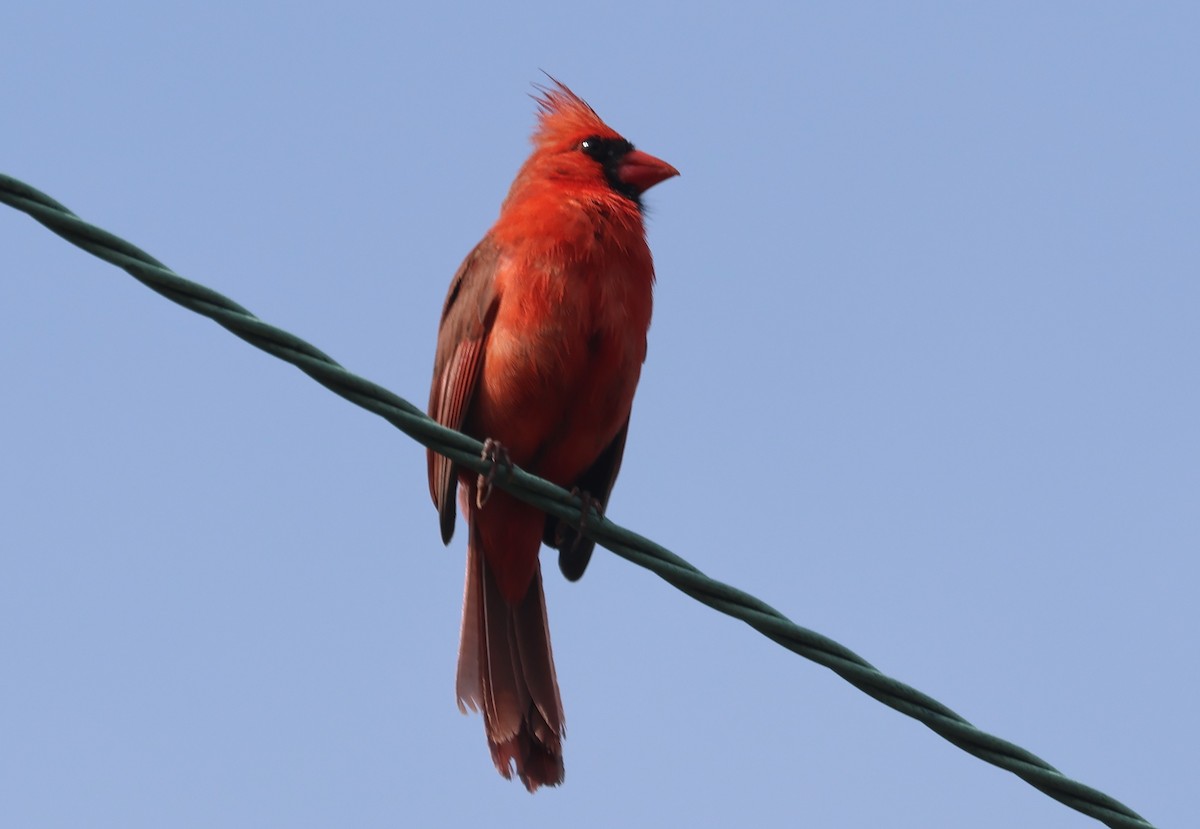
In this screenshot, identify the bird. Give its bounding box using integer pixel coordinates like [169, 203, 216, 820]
[427, 78, 677, 791]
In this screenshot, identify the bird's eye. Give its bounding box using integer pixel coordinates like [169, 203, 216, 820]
[580, 136, 605, 158]
[580, 136, 634, 163]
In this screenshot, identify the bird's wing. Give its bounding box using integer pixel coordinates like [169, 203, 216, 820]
[427, 239, 501, 543]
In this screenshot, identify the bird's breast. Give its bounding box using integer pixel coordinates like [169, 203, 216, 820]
[470, 248, 652, 484]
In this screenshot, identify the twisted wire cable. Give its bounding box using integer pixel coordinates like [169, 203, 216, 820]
[0, 173, 1156, 829]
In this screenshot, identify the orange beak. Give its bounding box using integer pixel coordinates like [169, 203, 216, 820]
[616, 149, 680, 194]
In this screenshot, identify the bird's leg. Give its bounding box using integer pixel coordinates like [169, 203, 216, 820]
[475, 438, 514, 509]
[556, 487, 603, 550]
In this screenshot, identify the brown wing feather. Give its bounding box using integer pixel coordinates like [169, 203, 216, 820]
[545, 416, 630, 580]
[427, 239, 501, 544]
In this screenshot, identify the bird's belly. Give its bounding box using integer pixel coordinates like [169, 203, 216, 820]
[470, 321, 642, 486]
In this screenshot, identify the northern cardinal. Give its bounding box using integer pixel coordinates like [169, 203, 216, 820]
[426, 80, 677, 790]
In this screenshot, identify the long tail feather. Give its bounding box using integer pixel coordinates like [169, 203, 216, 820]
[457, 510, 565, 791]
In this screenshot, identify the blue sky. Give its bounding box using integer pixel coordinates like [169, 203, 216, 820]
[2, 3, 1195, 827]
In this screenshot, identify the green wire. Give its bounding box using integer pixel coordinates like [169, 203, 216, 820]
[1, 172, 1156, 829]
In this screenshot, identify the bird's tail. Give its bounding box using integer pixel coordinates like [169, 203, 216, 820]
[456, 510, 565, 791]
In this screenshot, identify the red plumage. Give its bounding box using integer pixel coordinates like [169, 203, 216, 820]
[427, 80, 676, 790]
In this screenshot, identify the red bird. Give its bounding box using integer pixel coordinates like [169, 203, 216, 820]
[426, 80, 677, 790]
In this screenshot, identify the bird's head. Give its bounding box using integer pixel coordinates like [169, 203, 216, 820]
[524, 78, 679, 208]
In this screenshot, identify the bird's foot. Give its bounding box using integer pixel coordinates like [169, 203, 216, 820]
[556, 487, 603, 549]
[475, 438, 513, 508]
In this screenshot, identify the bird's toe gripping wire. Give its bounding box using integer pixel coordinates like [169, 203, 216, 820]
[475, 438, 514, 508]
[556, 487, 603, 551]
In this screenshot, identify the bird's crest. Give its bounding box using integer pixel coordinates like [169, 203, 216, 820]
[530, 76, 619, 149]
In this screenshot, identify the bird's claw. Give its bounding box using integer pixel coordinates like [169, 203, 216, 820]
[476, 438, 513, 508]
[556, 487, 603, 550]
